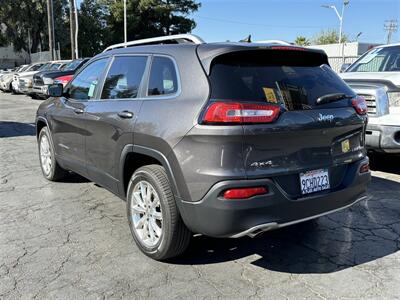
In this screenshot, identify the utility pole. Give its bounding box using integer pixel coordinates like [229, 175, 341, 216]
[46, 0, 56, 60]
[27, 31, 31, 60]
[74, 0, 79, 59]
[69, 0, 76, 59]
[384, 20, 398, 44]
[124, 0, 127, 46]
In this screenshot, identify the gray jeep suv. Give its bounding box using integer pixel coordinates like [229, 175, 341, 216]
[36, 34, 371, 260]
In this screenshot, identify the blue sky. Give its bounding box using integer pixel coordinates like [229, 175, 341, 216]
[190, 0, 399, 43]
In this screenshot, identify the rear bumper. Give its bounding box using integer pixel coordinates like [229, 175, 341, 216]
[179, 158, 370, 238]
[366, 124, 400, 153]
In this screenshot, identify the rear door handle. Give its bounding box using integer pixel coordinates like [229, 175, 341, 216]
[118, 111, 134, 119]
[74, 108, 84, 114]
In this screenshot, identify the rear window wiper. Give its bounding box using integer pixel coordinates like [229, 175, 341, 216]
[316, 93, 354, 105]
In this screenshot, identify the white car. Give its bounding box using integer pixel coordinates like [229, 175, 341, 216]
[13, 62, 47, 94]
[0, 65, 29, 92]
[340, 43, 400, 154]
[14, 61, 70, 96]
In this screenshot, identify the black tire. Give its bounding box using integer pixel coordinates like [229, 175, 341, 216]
[38, 127, 68, 181]
[10, 83, 16, 94]
[126, 165, 191, 261]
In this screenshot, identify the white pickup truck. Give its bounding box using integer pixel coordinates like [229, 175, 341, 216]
[340, 43, 400, 154]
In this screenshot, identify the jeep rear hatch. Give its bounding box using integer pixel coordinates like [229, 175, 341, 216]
[201, 48, 367, 198]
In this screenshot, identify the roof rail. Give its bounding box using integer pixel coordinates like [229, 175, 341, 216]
[103, 34, 205, 52]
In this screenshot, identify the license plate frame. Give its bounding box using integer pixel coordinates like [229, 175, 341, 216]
[299, 169, 330, 195]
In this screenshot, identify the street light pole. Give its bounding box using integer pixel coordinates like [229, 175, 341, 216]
[124, 0, 127, 47]
[322, 1, 349, 63]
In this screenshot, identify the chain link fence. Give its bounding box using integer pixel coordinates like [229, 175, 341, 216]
[328, 56, 359, 73]
[30, 50, 61, 63]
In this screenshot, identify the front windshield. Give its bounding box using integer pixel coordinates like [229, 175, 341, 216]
[19, 65, 29, 72]
[37, 63, 51, 71]
[63, 60, 82, 71]
[49, 63, 61, 70]
[346, 46, 400, 72]
[26, 63, 45, 72]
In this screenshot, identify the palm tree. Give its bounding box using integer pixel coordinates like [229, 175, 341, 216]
[294, 36, 311, 46]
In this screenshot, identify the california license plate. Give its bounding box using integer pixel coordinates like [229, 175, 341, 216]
[299, 169, 330, 195]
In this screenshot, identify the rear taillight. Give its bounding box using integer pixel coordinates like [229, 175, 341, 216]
[202, 102, 281, 124]
[360, 162, 370, 173]
[223, 187, 268, 199]
[352, 96, 368, 115]
[270, 46, 306, 51]
[55, 75, 73, 86]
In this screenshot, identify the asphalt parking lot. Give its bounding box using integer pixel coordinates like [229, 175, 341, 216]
[0, 92, 399, 299]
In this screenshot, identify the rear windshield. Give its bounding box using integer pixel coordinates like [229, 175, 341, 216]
[209, 50, 354, 110]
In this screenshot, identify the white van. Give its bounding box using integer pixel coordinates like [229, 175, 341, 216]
[340, 43, 400, 154]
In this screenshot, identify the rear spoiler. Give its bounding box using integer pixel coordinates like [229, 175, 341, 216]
[196, 44, 329, 75]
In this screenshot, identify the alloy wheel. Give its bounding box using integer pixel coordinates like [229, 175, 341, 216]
[40, 135, 52, 176]
[129, 180, 163, 247]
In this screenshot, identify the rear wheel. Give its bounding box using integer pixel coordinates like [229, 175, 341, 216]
[38, 127, 68, 181]
[126, 165, 191, 261]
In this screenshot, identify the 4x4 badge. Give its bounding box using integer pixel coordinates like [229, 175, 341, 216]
[250, 161, 273, 168]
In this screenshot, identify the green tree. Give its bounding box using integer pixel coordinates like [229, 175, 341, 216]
[313, 29, 348, 45]
[104, 0, 201, 46]
[294, 36, 311, 46]
[0, 0, 69, 54]
[78, 0, 109, 57]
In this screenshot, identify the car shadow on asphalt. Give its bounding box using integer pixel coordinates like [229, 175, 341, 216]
[0, 121, 36, 138]
[369, 152, 400, 175]
[59, 172, 91, 183]
[172, 175, 400, 274]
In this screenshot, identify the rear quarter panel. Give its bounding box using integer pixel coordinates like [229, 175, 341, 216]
[134, 47, 210, 202]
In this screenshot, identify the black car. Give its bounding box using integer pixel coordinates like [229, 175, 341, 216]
[32, 59, 90, 99]
[36, 34, 370, 260]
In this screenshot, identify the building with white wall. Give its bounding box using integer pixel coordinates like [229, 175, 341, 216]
[307, 42, 381, 57]
[0, 45, 29, 69]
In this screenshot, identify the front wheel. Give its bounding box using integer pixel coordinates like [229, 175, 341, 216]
[126, 165, 191, 261]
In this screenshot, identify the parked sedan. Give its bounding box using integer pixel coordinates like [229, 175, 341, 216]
[32, 58, 89, 99]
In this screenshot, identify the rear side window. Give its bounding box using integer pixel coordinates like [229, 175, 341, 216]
[101, 56, 147, 100]
[209, 50, 354, 110]
[147, 56, 178, 96]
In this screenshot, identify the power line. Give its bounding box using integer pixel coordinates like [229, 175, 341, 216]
[196, 16, 336, 29]
[384, 19, 398, 44]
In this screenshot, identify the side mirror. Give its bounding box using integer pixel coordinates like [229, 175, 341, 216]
[47, 83, 64, 97]
[340, 63, 351, 73]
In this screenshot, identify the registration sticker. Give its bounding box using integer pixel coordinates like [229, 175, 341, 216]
[300, 169, 330, 195]
[88, 80, 98, 98]
[262, 87, 278, 103]
[341, 139, 350, 153]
